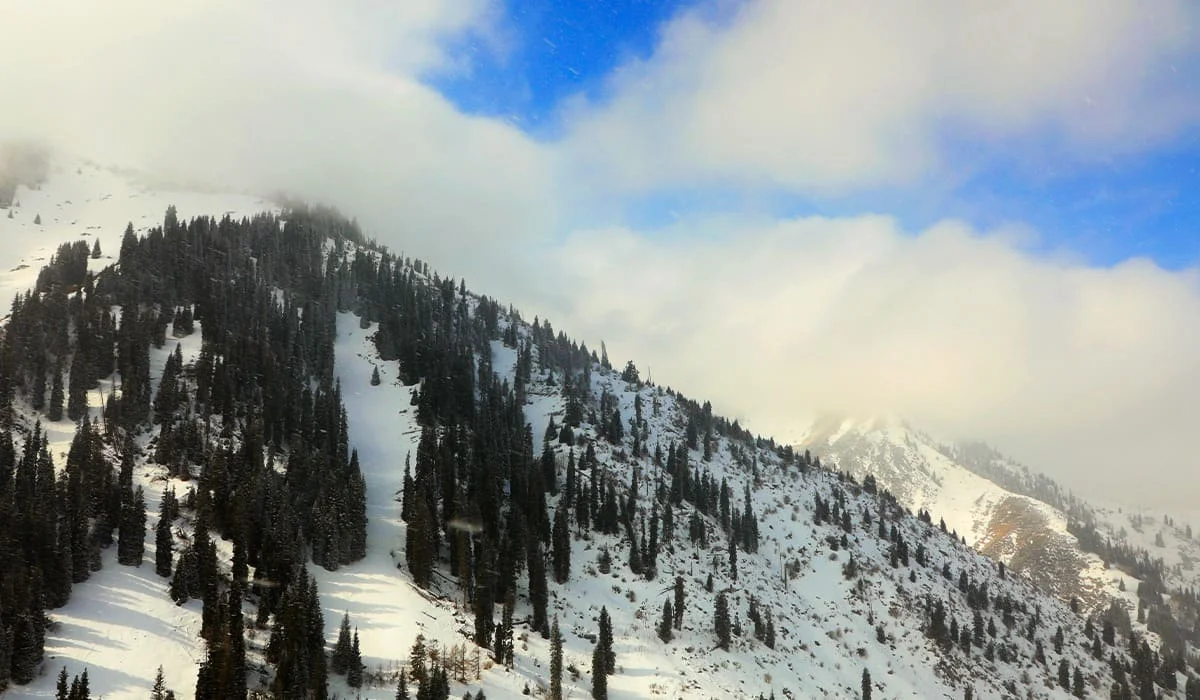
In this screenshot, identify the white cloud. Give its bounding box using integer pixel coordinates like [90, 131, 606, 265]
[564, 0, 1200, 193]
[543, 217, 1200, 508]
[5, 0, 1200, 510]
[0, 0, 557, 289]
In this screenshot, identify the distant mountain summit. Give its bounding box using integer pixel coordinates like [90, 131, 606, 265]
[799, 416, 1113, 609]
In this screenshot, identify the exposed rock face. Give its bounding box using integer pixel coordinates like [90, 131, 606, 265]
[801, 416, 1108, 610]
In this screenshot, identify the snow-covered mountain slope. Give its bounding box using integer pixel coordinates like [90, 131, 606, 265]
[0, 159, 1182, 700]
[0, 155, 272, 315]
[798, 417, 1122, 610]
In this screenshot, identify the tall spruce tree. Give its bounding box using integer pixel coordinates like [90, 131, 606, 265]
[550, 616, 563, 700]
[673, 576, 685, 630]
[117, 485, 146, 565]
[155, 507, 174, 577]
[658, 600, 674, 643]
[598, 607, 615, 675]
[47, 362, 64, 421]
[552, 502, 570, 584]
[332, 612, 353, 675]
[591, 641, 607, 700]
[347, 630, 363, 688]
[715, 592, 731, 650]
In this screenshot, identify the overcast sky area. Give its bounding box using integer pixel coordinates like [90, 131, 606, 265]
[3, 0, 1200, 508]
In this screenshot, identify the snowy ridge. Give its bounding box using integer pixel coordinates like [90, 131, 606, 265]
[798, 417, 1186, 639]
[0, 160, 1170, 699]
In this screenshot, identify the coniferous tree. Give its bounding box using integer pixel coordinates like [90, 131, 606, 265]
[347, 630, 363, 688]
[529, 543, 549, 637]
[117, 485, 146, 565]
[405, 473, 436, 588]
[552, 502, 570, 584]
[673, 576, 685, 630]
[408, 634, 427, 686]
[591, 641, 607, 700]
[266, 569, 326, 699]
[550, 617, 563, 700]
[48, 362, 64, 421]
[67, 349, 90, 422]
[155, 505, 174, 577]
[715, 592, 731, 650]
[332, 612, 353, 675]
[30, 357, 46, 412]
[494, 594, 514, 668]
[10, 611, 41, 684]
[75, 668, 90, 700]
[658, 600, 674, 643]
[598, 607, 615, 675]
[862, 668, 871, 700]
[168, 549, 193, 605]
[152, 665, 168, 699]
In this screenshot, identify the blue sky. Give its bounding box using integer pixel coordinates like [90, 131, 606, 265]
[430, 0, 1200, 271]
[432, 0, 692, 133]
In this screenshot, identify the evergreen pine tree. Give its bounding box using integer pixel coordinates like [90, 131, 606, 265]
[862, 668, 871, 700]
[347, 630, 363, 688]
[598, 606, 615, 675]
[529, 543, 549, 637]
[77, 668, 90, 700]
[715, 592, 731, 650]
[658, 600, 674, 643]
[152, 664, 168, 699]
[408, 634, 427, 685]
[673, 576, 685, 630]
[550, 617, 563, 700]
[169, 551, 191, 605]
[118, 485, 146, 565]
[591, 641, 607, 700]
[67, 349, 89, 421]
[552, 502, 570, 584]
[155, 511, 173, 577]
[11, 613, 41, 684]
[48, 362, 64, 421]
[225, 584, 247, 700]
[332, 612, 353, 675]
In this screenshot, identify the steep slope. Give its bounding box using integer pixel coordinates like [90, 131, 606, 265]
[0, 160, 1181, 700]
[799, 417, 1119, 610]
[0, 155, 271, 310]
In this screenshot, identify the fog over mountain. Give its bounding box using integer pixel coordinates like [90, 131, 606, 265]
[4, 0, 1200, 508]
